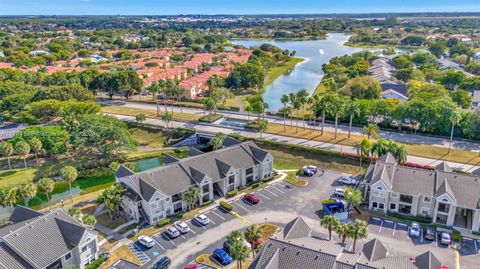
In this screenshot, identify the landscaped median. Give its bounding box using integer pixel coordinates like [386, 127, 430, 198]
[196, 254, 222, 269]
[284, 171, 308, 187]
[100, 105, 201, 122]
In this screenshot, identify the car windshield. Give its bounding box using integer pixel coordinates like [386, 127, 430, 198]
[442, 234, 450, 239]
[198, 215, 206, 219]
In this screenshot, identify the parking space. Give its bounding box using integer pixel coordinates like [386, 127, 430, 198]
[127, 243, 151, 265]
[460, 237, 479, 256]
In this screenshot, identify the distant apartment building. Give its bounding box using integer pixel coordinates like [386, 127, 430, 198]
[365, 153, 480, 232]
[0, 206, 99, 269]
[115, 140, 274, 225]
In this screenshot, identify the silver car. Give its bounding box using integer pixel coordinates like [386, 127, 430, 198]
[166, 226, 180, 238]
[174, 221, 190, 234]
[409, 222, 421, 238]
[440, 232, 451, 245]
[194, 214, 210, 225]
[138, 235, 155, 248]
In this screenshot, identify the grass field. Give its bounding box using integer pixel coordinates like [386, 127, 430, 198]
[101, 105, 201, 122]
[129, 126, 166, 147]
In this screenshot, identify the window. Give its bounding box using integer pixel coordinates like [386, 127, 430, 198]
[399, 194, 413, 204]
[376, 186, 382, 190]
[390, 203, 396, 210]
[81, 246, 87, 253]
[202, 184, 209, 193]
[390, 193, 398, 198]
[65, 252, 71, 261]
[423, 197, 431, 203]
[246, 167, 253, 175]
[438, 203, 450, 213]
[421, 207, 429, 215]
[378, 192, 387, 198]
[372, 202, 378, 208]
[378, 203, 385, 209]
[228, 175, 235, 184]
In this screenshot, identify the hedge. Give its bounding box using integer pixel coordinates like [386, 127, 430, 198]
[199, 113, 223, 123]
[157, 217, 172, 228]
[387, 212, 432, 224]
[250, 182, 260, 189]
[322, 199, 336, 205]
[85, 255, 106, 269]
[226, 190, 238, 198]
[245, 119, 268, 131]
[219, 201, 233, 211]
[452, 229, 461, 243]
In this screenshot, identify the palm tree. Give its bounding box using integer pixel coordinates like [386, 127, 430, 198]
[97, 183, 126, 220]
[18, 182, 37, 206]
[281, 94, 290, 131]
[448, 111, 462, 154]
[355, 138, 372, 167]
[68, 207, 82, 221]
[14, 141, 30, 169]
[320, 215, 340, 241]
[181, 186, 201, 211]
[29, 138, 42, 166]
[230, 241, 249, 269]
[227, 230, 243, 245]
[0, 142, 14, 169]
[370, 138, 389, 158]
[297, 89, 309, 129]
[244, 224, 262, 258]
[317, 94, 334, 136]
[331, 96, 346, 139]
[244, 102, 253, 120]
[258, 120, 268, 138]
[348, 220, 368, 252]
[288, 92, 297, 129]
[37, 177, 55, 209]
[162, 112, 173, 128]
[82, 214, 97, 226]
[345, 102, 361, 138]
[209, 133, 226, 150]
[0, 187, 17, 212]
[390, 143, 408, 164]
[343, 186, 362, 210]
[60, 166, 78, 204]
[135, 114, 146, 126]
[362, 123, 380, 139]
[334, 222, 350, 244]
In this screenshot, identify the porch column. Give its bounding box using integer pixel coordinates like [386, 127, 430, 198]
[432, 201, 439, 224]
[472, 210, 480, 232]
[446, 205, 456, 226]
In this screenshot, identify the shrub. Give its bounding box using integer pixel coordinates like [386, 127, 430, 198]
[157, 217, 172, 228]
[198, 113, 223, 123]
[250, 182, 260, 189]
[226, 190, 238, 198]
[322, 199, 336, 205]
[219, 201, 233, 211]
[452, 229, 461, 243]
[245, 119, 268, 131]
[85, 255, 106, 269]
[387, 212, 432, 224]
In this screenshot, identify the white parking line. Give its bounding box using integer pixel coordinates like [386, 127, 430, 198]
[392, 222, 397, 237]
[420, 229, 424, 243]
[372, 217, 381, 221]
[208, 218, 216, 225]
[271, 185, 285, 193]
[435, 233, 438, 247]
[211, 210, 226, 220]
[264, 188, 279, 197]
[474, 240, 478, 254]
[256, 191, 271, 200]
[234, 200, 249, 211]
[190, 229, 197, 235]
[167, 236, 176, 246]
[152, 238, 165, 250]
[379, 220, 384, 233]
[180, 234, 186, 239]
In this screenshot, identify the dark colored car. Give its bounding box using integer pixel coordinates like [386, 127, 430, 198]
[153, 256, 171, 269]
[244, 193, 260, 204]
[424, 227, 435, 241]
[212, 248, 232, 266]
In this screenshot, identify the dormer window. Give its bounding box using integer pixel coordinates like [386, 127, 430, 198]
[377, 186, 382, 190]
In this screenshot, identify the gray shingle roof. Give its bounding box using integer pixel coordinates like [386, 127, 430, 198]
[414, 251, 441, 269]
[163, 154, 180, 165]
[8, 206, 43, 224]
[0, 242, 32, 269]
[362, 239, 387, 262]
[187, 147, 204, 157]
[378, 153, 396, 165]
[280, 217, 311, 240]
[115, 165, 135, 178]
[222, 137, 242, 147]
[1, 209, 89, 269]
[434, 162, 452, 172]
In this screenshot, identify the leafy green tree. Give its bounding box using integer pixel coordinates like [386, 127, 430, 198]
[258, 120, 268, 138]
[428, 41, 447, 58]
[209, 133, 226, 150]
[37, 177, 55, 209]
[97, 183, 126, 220]
[362, 123, 379, 139]
[135, 114, 146, 126]
[162, 112, 173, 128]
[0, 142, 14, 169]
[12, 126, 69, 155]
[60, 166, 78, 204]
[439, 70, 465, 90]
[251, 100, 268, 120]
[225, 63, 265, 90]
[82, 214, 97, 226]
[181, 186, 201, 211]
[449, 89, 472, 109]
[0, 187, 17, 212]
[392, 55, 413, 69]
[320, 215, 340, 241]
[68, 207, 82, 221]
[244, 102, 253, 121]
[14, 141, 30, 168]
[340, 76, 381, 99]
[345, 101, 361, 138]
[344, 186, 363, 209]
[244, 224, 262, 258]
[347, 220, 368, 252]
[29, 137, 42, 165]
[17, 182, 37, 206]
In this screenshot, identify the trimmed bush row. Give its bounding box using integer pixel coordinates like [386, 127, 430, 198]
[219, 201, 233, 211]
[156, 217, 172, 228]
[226, 190, 238, 198]
[199, 113, 223, 123]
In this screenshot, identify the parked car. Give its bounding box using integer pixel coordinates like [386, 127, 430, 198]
[306, 165, 318, 173]
[244, 193, 260, 204]
[424, 227, 436, 241]
[440, 232, 451, 245]
[301, 167, 315, 177]
[153, 256, 171, 269]
[223, 239, 252, 254]
[184, 264, 197, 269]
[338, 176, 358, 186]
[194, 214, 210, 226]
[165, 226, 180, 238]
[174, 221, 190, 234]
[212, 248, 232, 266]
[334, 188, 345, 197]
[409, 222, 421, 238]
[138, 235, 155, 248]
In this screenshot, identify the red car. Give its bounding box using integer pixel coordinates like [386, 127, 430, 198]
[244, 193, 260, 204]
[184, 264, 197, 269]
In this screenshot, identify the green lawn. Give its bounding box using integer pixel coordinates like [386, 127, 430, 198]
[0, 168, 38, 188]
[129, 126, 166, 147]
[264, 57, 304, 87]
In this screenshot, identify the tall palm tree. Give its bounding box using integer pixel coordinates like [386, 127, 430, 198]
[362, 123, 380, 139]
[14, 141, 30, 169]
[348, 220, 368, 252]
[227, 230, 243, 245]
[209, 133, 226, 150]
[244, 224, 262, 258]
[448, 111, 462, 154]
[345, 102, 361, 138]
[97, 183, 125, 220]
[370, 138, 389, 158]
[60, 166, 78, 204]
[162, 111, 173, 128]
[18, 182, 37, 206]
[317, 94, 333, 136]
[297, 89, 309, 129]
[0, 142, 14, 170]
[37, 178, 55, 209]
[356, 138, 372, 167]
[258, 120, 268, 138]
[288, 92, 297, 129]
[320, 215, 340, 241]
[230, 241, 249, 269]
[29, 138, 43, 166]
[391, 143, 408, 164]
[343, 186, 362, 210]
[181, 186, 202, 211]
[331, 96, 346, 139]
[0, 187, 17, 212]
[281, 94, 290, 131]
[334, 222, 350, 244]
[244, 102, 253, 120]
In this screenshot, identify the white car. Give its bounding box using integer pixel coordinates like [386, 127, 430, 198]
[440, 232, 451, 246]
[165, 226, 180, 238]
[194, 214, 210, 225]
[409, 222, 421, 238]
[338, 176, 358, 186]
[306, 165, 318, 173]
[334, 188, 345, 197]
[138, 235, 155, 248]
[174, 221, 190, 234]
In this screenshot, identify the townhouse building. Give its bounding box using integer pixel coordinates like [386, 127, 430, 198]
[365, 153, 480, 232]
[115, 140, 274, 225]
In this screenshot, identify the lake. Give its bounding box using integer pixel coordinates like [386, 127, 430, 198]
[234, 33, 364, 111]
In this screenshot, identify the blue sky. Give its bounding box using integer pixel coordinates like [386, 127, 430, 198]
[1, 0, 479, 15]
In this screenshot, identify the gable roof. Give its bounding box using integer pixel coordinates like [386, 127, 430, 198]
[362, 239, 388, 262]
[280, 217, 311, 240]
[381, 83, 409, 97]
[115, 165, 135, 178]
[378, 153, 396, 165]
[164, 154, 180, 165]
[414, 251, 441, 269]
[434, 162, 452, 172]
[187, 147, 204, 157]
[7, 206, 43, 224]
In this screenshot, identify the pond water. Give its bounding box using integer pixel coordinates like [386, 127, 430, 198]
[135, 157, 163, 171]
[233, 33, 364, 112]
